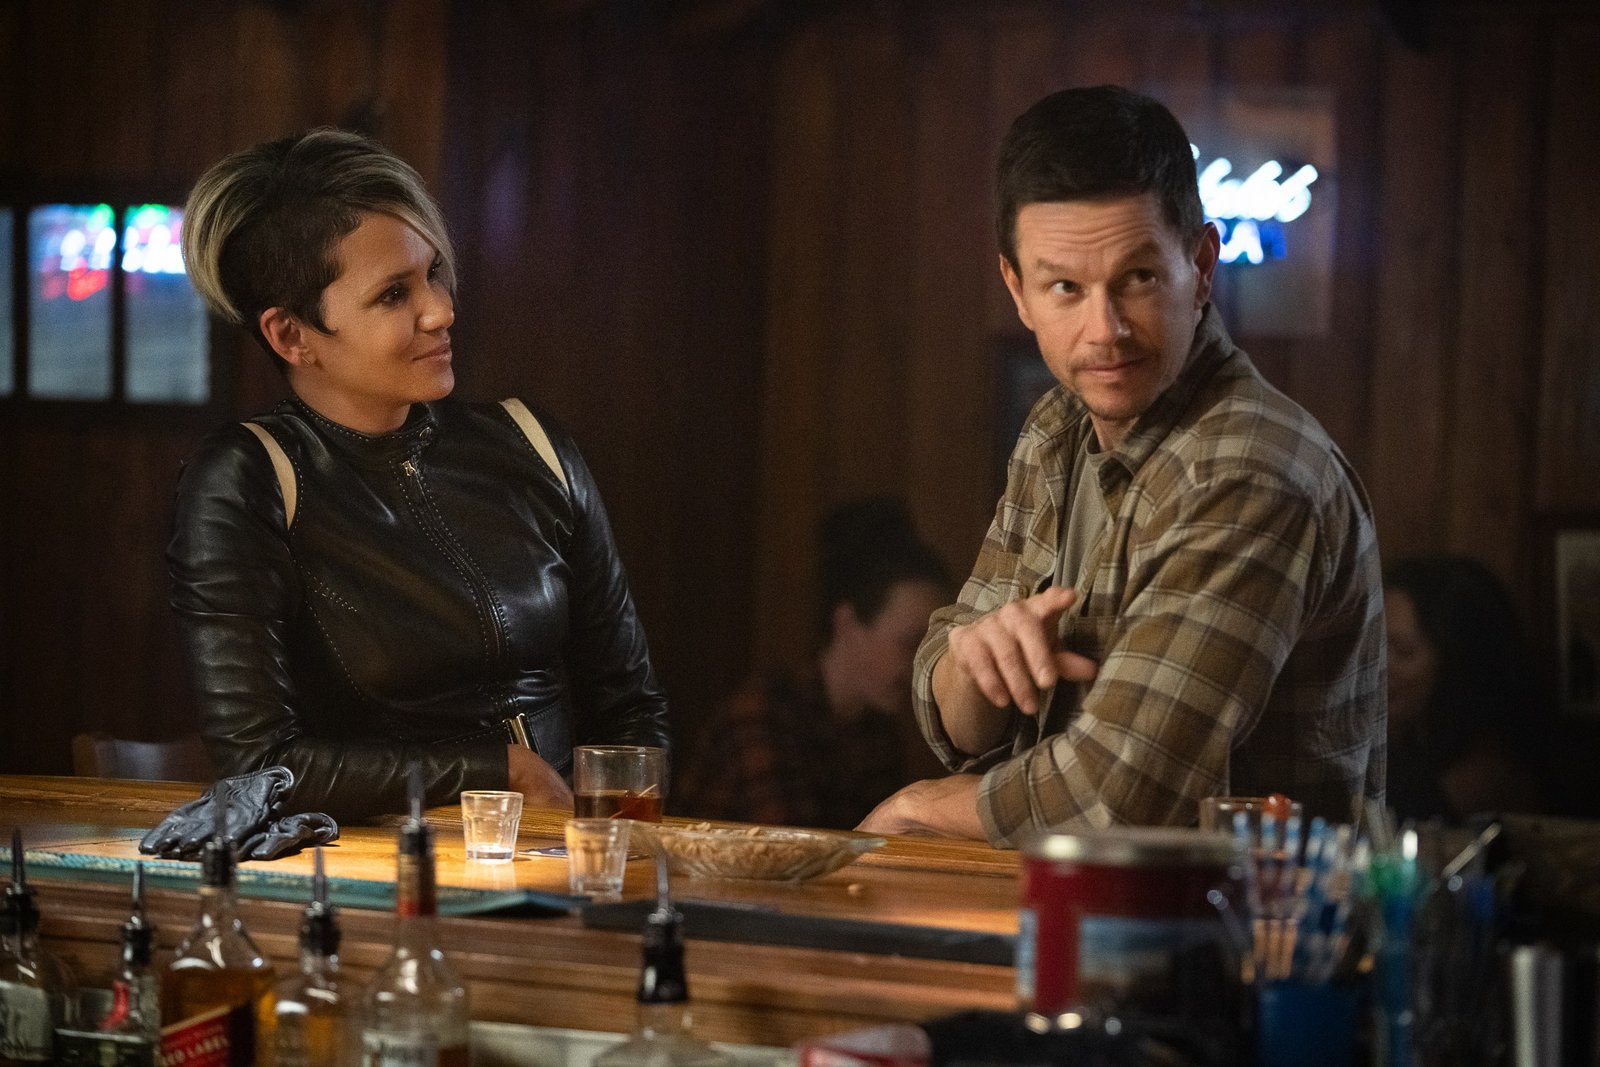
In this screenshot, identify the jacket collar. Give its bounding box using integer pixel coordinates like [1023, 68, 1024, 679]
[1031, 303, 1238, 495]
[1106, 302, 1234, 481]
[284, 396, 438, 466]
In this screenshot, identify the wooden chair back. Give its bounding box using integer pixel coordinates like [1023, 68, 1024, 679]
[70, 732, 212, 782]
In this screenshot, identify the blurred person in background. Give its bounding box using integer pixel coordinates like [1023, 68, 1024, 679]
[675, 497, 951, 828]
[1385, 555, 1553, 822]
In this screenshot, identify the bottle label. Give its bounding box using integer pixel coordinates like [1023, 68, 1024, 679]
[395, 853, 437, 918]
[1014, 907, 1036, 1006]
[159, 1001, 256, 1066]
[361, 1030, 441, 1066]
[54, 1027, 159, 1067]
[0, 979, 53, 1060]
[1077, 914, 1232, 1015]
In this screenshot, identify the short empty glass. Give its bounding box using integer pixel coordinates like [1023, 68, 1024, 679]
[460, 790, 523, 863]
[566, 818, 630, 896]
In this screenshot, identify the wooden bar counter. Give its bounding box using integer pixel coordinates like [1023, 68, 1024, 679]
[0, 775, 1020, 1049]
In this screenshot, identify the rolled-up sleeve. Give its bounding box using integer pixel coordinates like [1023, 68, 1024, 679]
[912, 430, 1059, 773]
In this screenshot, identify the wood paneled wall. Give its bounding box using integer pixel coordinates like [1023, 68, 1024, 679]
[437, 2, 773, 758]
[3, 0, 1597, 779]
[747, 2, 1600, 680]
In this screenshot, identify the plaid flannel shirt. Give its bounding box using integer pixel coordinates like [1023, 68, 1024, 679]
[914, 306, 1386, 846]
[676, 668, 910, 829]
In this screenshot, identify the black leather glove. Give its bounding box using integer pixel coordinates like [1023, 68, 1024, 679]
[239, 810, 339, 861]
[139, 766, 338, 860]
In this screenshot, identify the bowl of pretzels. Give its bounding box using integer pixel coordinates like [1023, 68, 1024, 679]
[633, 822, 887, 881]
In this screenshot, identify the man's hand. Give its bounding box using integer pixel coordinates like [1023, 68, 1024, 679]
[856, 775, 986, 839]
[946, 585, 1098, 715]
[506, 744, 574, 808]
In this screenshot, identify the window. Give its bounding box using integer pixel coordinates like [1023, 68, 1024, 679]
[0, 209, 12, 397]
[30, 203, 115, 399]
[3, 200, 211, 405]
[124, 205, 210, 403]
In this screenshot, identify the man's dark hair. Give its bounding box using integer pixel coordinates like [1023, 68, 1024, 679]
[996, 85, 1204, 269]
[816, 496, 951, 640]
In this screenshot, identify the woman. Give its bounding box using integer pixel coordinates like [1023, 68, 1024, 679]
[675, 497, 950, 828]
[1384, 556, 1551, 822]
[171, 128, 668, 820]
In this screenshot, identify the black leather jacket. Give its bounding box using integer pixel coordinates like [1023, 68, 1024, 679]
[168, 396, 670, 820]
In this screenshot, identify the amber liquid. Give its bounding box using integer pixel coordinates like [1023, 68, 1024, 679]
[274, 987, 348, 1067]
[161, 965, 277, 1065]
[574, 790, 663, 821]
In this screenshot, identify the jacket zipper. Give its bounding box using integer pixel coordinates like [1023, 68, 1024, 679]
[400, 457, 508, 665]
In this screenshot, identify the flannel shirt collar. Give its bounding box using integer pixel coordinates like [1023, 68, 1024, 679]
[1032, 304, 1234, 502]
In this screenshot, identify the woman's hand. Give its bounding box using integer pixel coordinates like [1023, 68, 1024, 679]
[506, 745, 575, 809]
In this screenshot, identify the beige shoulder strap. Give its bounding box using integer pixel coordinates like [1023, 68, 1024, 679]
[240, 422, 298, 528]
[499, 398, 569, 494]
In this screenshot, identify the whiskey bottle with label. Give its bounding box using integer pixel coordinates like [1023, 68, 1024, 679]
[0, 828, 80, 1066]
[360, 772, 470, 1066]
[160, 814, 276, 1066]
[273, 847, 349, 1067]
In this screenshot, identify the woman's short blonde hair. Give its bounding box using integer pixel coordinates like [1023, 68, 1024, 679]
[181, 128, 456, 354]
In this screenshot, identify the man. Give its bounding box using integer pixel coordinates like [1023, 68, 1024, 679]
[858, 86, 1385, 845]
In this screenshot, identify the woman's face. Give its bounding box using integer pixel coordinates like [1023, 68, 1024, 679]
[287, 212, 455, 433]
[1385, 588, 1437, 730]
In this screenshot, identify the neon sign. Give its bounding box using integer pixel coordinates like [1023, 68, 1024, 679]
[42, 204, 187, 303]
[1192, 147, 1319, 266]
[121, 204, 186, 277]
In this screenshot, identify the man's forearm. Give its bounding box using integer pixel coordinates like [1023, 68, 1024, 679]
[857, 774, 987, 840]
[931, 650, 1011, 757]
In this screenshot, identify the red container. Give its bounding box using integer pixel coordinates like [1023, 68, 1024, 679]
[1019, 828, 1246, 1026]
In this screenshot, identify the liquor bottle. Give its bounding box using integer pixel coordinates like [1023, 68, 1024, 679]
[98, 862, 160, 1044]
[160, 791, 276, 1067]
[592, 899, 732, 1067]
[360, 770, 470, 1066]
[0, 828, 80, 1066]
[273, 848, 349, 1067]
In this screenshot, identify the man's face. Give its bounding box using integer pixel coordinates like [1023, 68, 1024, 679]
[832, 579, 946, 717]
[1000, 193, 1218, 450]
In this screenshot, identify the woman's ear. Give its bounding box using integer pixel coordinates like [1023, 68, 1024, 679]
[259, 307, 315, 369]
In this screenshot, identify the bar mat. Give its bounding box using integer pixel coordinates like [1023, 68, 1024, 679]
[0, 846, 579, 917]
[582, 898, 1015, 966]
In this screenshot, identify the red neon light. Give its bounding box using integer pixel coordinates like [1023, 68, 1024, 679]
[66, 265, 108, 301]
